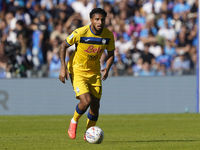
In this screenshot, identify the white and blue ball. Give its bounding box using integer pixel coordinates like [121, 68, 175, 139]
[85, 126, 104, 144]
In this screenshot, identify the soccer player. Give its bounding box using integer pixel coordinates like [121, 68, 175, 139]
[58, 8, 115, 140]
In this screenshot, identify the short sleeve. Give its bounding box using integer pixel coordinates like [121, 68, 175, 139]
[66, 30, 79, 46]
[106, 33, 115, 52]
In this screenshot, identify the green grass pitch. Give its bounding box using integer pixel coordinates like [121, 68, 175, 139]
[1, 114, 200, 150]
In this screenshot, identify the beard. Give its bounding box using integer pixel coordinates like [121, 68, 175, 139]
[92, 24, 103, 34]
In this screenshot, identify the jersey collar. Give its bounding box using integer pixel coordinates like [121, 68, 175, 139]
[90, 25, 103, 36]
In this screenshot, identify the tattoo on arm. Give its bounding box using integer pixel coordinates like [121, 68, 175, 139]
[59, 42, 68, 68]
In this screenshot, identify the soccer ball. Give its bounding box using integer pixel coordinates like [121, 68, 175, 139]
[85, 126, 104, 144]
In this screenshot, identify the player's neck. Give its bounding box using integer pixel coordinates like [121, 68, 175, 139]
[90, 25, 103, 35]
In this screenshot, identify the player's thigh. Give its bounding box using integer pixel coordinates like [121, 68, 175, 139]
[89, 93, 100, 115]
[88, 85, 102, 100]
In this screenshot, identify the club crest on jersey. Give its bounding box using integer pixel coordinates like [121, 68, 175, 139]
[84, 45, 104, 53]
[102, 39, 106, 45]
[69, 34, 74, 40]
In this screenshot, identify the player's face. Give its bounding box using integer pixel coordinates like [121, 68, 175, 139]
[90, 13, 105, 34]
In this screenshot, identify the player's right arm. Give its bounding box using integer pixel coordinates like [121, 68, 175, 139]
[58, 41, 70, 83]
[59, 29, 79, 83]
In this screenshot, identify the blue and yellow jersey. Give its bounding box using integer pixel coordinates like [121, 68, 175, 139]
[66, 25, 115, 75]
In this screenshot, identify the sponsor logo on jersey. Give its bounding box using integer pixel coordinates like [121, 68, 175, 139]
[84, 45, 104, 53]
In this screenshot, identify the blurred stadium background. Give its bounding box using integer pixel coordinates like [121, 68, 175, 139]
[0, 0, 199, 115]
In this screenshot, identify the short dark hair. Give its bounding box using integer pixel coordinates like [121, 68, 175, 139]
[16, 20, 24, 26]
[144, 43, 150, 47]
[89, 8, 107, 19]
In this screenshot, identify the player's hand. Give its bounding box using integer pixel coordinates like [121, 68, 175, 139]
[59, 68, 68, 83]
[101, 68, 109, 81]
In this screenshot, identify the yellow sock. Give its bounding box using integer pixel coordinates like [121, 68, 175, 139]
[73, 110, 83, 122]
[86, 112, 98, 129]
[72, 104, 84, 123]
[86, 119, 97, 129]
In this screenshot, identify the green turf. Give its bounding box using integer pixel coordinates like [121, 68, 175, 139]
[0, 114, 200, 150]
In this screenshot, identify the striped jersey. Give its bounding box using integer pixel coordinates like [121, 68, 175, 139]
[66, 25, 115, 75]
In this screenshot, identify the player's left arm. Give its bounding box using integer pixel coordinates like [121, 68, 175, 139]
[101, 50, 114, 81]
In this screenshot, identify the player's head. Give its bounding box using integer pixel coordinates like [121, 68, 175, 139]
[89, 8, 107, 19]
[89, 8, 107, 34]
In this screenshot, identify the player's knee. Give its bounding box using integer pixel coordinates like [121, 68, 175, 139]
[84, 98, 92, 106]
[80, 94, 92, 108]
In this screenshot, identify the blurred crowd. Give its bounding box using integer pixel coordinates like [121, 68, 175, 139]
[0, 0, 198, 78]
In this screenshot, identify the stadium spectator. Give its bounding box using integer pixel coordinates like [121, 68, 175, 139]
[189, 49, 197, 74]
[172, 0, 191, 21]
[157, 13, 176, 42]
[128, 32, 144, 51]
[157, 63, 167, 76]
[65, 12, 83, 34]
[172, 52, 190, 75]
[154, 0, 163, 14]
[132, 58, 143, 77]
[15, 7, 31, 26]
[0, 0, 6, 20]
[40, 0, 54, 12]
[161, 0, 174, 15]
[50, 21, 68, 44]
[187, 21, 198, 47]
[0, 41, 8, 78]
[138, 61, 156, 76]
[29, 22, 44, 70]
[5, 11, 17, 40]
[6, 0, 22, 13]
[149, 41, 162, 58]
[52, 2, 74, 24]
[140, 43, 155, 65]
[176, 31, 191, 55]
[114, 53, 126, 76]
[26, 2, 41, 19]
[139, 24, 157, 45]
[0, 20, 7, 40]
[189, 0, 198, 20]
[142, 0, 155, 15]
[126, 34, 143, 64]
[15, 20, 29, 56]
[47, 37, 61, 78]
[71, 0, 94, 25]
[123, 51, 134, 76]
[164, 40, 176, 58]
[115, 36, 130, 57]
[133, 9, 146, 27]
[156, 46, 172, 73]
[118, 10, 131, 41]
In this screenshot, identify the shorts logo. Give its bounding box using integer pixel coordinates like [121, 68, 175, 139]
[69, 34, 74, 40]
[76, 87, 80, 93]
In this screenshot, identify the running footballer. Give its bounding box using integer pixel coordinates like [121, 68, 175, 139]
[58, 8, 115, 140]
